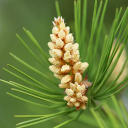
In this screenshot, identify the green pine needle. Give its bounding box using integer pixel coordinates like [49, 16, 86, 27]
[55, 1, 61, 17]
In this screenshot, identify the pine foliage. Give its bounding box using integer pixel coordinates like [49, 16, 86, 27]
[0, 0, 128, 127]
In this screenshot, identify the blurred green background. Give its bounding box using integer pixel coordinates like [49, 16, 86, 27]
[0, 0, 128, 128]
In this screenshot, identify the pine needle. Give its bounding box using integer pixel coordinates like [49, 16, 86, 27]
[55, 1, 61, 17]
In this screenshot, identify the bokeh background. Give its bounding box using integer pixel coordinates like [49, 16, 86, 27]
[0, 0, 128, 128]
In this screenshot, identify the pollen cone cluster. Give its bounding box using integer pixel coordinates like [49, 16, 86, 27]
[109, 41, 128, 85]
[48, 16, 89, 110]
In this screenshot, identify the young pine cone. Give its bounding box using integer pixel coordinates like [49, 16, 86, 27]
[48, 16, 89, 110]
